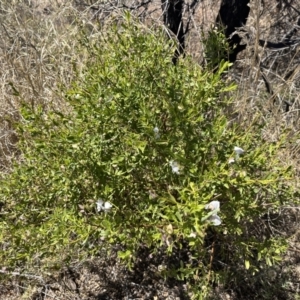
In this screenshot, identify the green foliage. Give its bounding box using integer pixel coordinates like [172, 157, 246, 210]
[0, 16, 297, 299]
[203, 26, 231, 69]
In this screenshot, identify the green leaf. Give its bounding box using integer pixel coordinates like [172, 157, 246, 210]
[245, 260, 250, 270]
[117, 250, 132, 260]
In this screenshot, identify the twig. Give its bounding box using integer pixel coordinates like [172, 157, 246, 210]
[0, 269, 44, 283]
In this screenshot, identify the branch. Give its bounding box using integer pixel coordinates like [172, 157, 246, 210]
[0, 269, 44, 282]
[258, 38, 300, 50]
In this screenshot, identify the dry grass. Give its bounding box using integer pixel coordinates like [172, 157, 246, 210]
[0, 0, 101, 172]
[227, 0, 300, 184]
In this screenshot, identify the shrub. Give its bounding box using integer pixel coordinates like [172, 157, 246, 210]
[202, 25, 231, 69]
[0, 16, 297, 299]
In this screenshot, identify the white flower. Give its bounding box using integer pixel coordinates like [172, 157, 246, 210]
[205, 200, 220, 211]
[169, 160, 180, 174]
[96, 199, 112, 212]
[189, 232, 197, 238]
[153, 126, 159, 133]
[153, 126, 160, 138]
[228, 157, 235, 164]
[205, 200, 222, 226]
[208, 214, 222, 226]
[234, 146, 245, 155]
